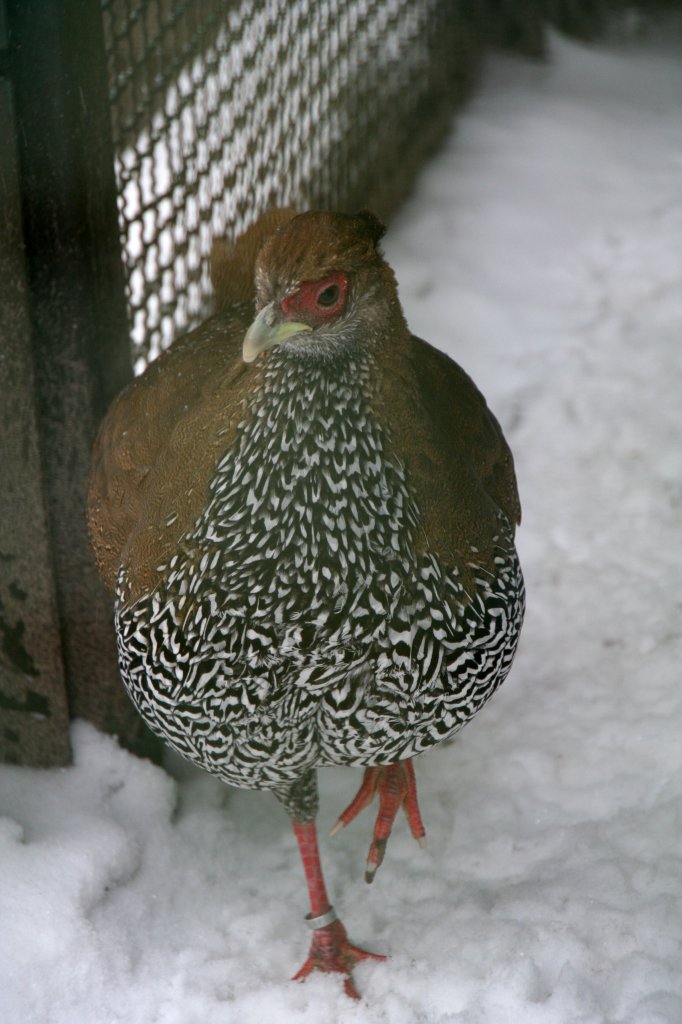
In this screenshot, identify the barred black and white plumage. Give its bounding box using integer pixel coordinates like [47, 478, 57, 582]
[88, 209, 525, 997]
[116, 344, 524, 792]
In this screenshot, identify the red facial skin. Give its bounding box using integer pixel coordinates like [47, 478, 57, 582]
[280, 271, 349, 326]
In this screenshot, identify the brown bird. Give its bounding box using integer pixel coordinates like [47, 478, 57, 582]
[88, 209, 524, 998]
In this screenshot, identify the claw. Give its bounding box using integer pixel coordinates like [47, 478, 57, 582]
[290, 818, 385, 998]
[330, 760, 426, 881]
[293, 919, 385, 999]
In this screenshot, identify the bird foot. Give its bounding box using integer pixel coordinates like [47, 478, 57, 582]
[330, 759, 426, 882]
[292, 918, 385, 999]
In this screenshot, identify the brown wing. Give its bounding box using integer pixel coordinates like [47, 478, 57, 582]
[88, 210, 298, 601]
[373, 334, 521, 576]
[87, 305, 264, 599]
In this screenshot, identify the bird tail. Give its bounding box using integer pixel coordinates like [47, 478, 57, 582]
[210, 208, 298, 311]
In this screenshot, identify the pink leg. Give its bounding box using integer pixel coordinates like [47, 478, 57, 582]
[291, 819, 385, 999]
[330, 759, 426, 881]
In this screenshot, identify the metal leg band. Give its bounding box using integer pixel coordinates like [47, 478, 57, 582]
[305, 905, 338, 930]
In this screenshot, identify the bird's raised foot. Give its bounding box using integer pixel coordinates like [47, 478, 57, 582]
[292, 917, 385, 999]
[330, 759, 426, 882]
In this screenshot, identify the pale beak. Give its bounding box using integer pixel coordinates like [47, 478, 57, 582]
[242, 303, 312, 363]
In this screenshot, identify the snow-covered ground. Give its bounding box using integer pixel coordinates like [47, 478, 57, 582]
[2, 19, 682, 1024]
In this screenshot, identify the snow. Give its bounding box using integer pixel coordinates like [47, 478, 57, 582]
[3, 19, 682, 1024]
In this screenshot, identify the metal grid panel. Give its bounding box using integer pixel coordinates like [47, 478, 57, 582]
[101, 0, 468, 366]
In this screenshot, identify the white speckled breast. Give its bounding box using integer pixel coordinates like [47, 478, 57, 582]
[115, 347, 524, 790]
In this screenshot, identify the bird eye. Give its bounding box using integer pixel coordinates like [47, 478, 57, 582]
[281, 272, 347, 322]
[316, 284, 340, 308]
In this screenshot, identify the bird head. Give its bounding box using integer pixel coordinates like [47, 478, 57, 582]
[242, 210, 404, 364]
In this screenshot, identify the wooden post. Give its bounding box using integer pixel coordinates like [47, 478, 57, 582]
[0, 0, 157, 764]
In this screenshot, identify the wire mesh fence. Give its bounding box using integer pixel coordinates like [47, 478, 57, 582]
[101, 0, 484, 367]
